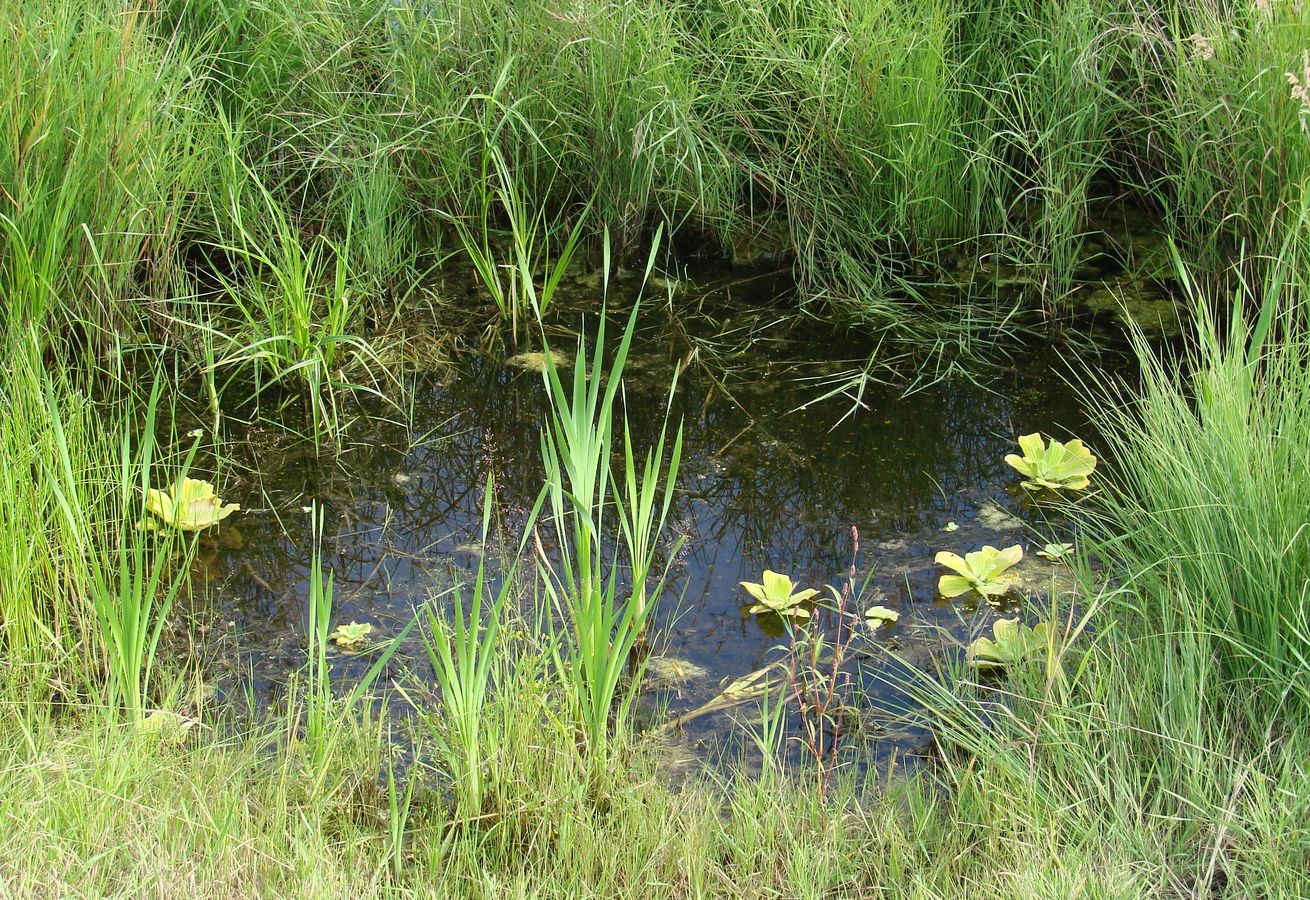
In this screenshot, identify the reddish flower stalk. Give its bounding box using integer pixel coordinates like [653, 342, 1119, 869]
[785, 525, 859, 801]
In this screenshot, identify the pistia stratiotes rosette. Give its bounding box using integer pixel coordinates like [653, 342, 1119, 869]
[145, 477, 239, 531]
[968, 618, 1051, 670]
[1037, 542, 1074, 561]
[864, 605, 899, 630]
[1004, 433, 1097, 491]
[740, 570, 818, 619]
[330, 621, 374, 648]
[935, 544, 1023, 600]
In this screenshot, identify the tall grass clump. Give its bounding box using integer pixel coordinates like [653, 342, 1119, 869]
[1, 333, 209, 717]
[206, 121, 392, 438]
[1122, 1, 1310, 287]
[44, 376, 199, 722]
[956, 0, 1122, 305]
[0, 0, 205, 335]
[538, 300, 683, 761]
[445, 81, 592, 350]
[1088, 256, 1310, 706]
[689, 0, 971, 315]
[420, 477, 542, 816]
[302, 509, 336, 775]
[0, 340, 109, 685]
[16, 0, 1310, 353]
[892, 255, 1310, 894]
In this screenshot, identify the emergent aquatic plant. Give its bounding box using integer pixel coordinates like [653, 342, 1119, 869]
[1004, 433, 1096, 491]
[144, 477, 239, 532]
[968, 618, 1051, 670]
[300, 505, 413, 791]
[421, 477, 540, 817]
[936, 544, 1023, 599]
[741, 570, 818, 619]
[538, 293, 682, 762]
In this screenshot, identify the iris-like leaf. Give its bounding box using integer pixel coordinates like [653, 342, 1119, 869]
[935, 544, 1023, 598]
[968, 618, 1051, 669]
[1003, 433, 1097, 491]
[740, 570, 818, 618]
[145, 477, 240, 531]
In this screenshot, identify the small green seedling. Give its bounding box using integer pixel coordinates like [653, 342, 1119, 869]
[968, 618, 1051, 669]
[864, 606, 899, 630]
[1004, 433, 1096, 491]
[330, 621, 374, 649]
[741, 570, 818, 619]
[936, 544, 1023, 599]
[1037, 542, 1074, 561]
[145, 477, 239, 531]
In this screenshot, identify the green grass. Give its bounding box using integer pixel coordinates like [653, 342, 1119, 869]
[0, 338, 105, 685]
[1086, 251, 1310, 705]
[9, 0, 1310, 351]
[419, 477, 540, 817]
[44, 377, 197, 723]
[7, 0, 1310, 895]
[537, 293, 683, 763]
[1, 0, 207, 335]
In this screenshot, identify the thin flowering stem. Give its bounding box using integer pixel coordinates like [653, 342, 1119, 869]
[783, 526, 861, 802]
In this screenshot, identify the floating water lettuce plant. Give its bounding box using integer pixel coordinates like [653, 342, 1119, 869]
[1004, 433, 1096, 491]
[1037, 542, 1074, 561]
[330, 621, 374, 648]
[145, 477, 239, 531]
[139, 709, 202, 742]
[864, 606, 899, 630]
[506, 348, 573, 372]
[741, 570, 818, 619]
[968, 618, 1051, 670]
[935, 544, 1023, 599]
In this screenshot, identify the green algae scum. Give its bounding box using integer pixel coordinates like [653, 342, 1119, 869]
[4, 0, 1310, 895]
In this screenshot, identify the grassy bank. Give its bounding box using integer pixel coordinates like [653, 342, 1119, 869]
[6, 0, 1310, 896]
[8, 0, 1310, 347]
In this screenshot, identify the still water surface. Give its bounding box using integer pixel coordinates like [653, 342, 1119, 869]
[191, 274, 1098, 771]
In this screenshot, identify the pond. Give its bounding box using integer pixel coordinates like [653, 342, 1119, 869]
[185, 266, 1102, 776]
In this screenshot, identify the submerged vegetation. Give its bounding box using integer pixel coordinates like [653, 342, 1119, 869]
[4, 0, 1310, 895]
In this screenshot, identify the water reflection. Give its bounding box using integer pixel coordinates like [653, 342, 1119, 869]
[197, 287, 1096, 766]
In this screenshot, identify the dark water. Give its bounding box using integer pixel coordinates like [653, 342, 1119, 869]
[186, 272, 1102, 773]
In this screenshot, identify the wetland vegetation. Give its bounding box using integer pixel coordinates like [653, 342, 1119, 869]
[4, 0, 1310, 895]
